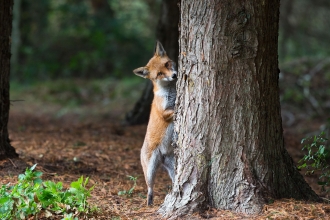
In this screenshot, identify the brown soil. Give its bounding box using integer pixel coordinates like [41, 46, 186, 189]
[1, 100, 330, 219]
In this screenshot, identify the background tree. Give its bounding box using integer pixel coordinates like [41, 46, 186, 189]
[278, 0, 330, 119]
[125, 0, 179, 125]
[10, 0, 21, 75]
[0, 0, 18, 160]
[159, 0, 320, 218]
[279, 0, 330, 61]
[12, 0, 158, 81]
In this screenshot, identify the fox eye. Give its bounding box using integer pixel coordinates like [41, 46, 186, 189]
[157, 72, 163, 76]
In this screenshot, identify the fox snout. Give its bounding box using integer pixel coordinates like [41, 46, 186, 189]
[164, 61, 177, 81]
[163, 71, 177, 82]
[166, 61, 177, 78]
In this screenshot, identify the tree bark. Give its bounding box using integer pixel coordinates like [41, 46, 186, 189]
[159, 0, 319, 218]
[0, 0, 18, 160]
[125, 0, 179, 125]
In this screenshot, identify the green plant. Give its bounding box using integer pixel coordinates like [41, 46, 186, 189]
[0, 164, 96, 219]
[118, 175, 138, 197]
[298, 132, 330, 192]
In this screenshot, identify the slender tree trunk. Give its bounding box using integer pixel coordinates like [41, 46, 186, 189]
[0, 0, 18, 160]
[125, 0, 179, 125]
[279, 0, 294, 60]
[156, 0, 179, 65]
[10, 0, 21, 76]
[159, 0, 319, 218]
[125, 81, 153, 125]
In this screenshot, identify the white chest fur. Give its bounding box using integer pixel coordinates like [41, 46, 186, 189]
[155, 82, 176, 110]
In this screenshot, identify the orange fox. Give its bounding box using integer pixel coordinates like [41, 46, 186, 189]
[133, 41, 177, 206]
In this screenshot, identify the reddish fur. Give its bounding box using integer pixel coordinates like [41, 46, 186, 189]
[145, 98, 173, 159]
[142, 55, 174, 169]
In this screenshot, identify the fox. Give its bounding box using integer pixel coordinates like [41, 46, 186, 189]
[133, 41, 177, 206]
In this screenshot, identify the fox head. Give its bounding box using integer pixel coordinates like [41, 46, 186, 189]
[133, 41, 177, 85]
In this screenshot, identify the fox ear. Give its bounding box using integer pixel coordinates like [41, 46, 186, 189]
[154, 41, 166, 57]
[133, 67, 149, 78]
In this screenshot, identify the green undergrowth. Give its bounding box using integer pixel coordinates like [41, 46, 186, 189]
[118, 175, 138, 197]
[10, 77, 144, 107]
[299, 120, 330, 194]
[0, 164, 97, 220]
[10, 77, 145, 120]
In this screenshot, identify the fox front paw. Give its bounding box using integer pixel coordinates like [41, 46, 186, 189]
[163, 109, 174, 122]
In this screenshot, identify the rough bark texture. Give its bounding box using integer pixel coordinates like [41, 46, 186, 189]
[125, 0, 179, 125]
[0, 0, 18, 160]
[159, 0, 319, 218]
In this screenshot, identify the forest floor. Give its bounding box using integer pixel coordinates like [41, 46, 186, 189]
[1, 77, 330, 219]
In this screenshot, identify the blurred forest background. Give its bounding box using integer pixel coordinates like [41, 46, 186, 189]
[4, 1, 330, 217]
[9, 0, 330, 127]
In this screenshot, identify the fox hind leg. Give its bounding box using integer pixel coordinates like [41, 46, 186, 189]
[163, 154, 175, 183]
[145, 150, 162, 206]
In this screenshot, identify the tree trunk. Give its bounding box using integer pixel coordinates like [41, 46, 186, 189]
[155, 0, 180, 65]
[125, 0, 179, 125]
[279, 0, 294, 60]
[159, 0, 319, 218]
[125, 81, 153, 125]
[0, 0, 18, 160]
[10, 0, 21, 76]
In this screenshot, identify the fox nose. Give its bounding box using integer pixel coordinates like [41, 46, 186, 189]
[172, 73, 177, 79]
